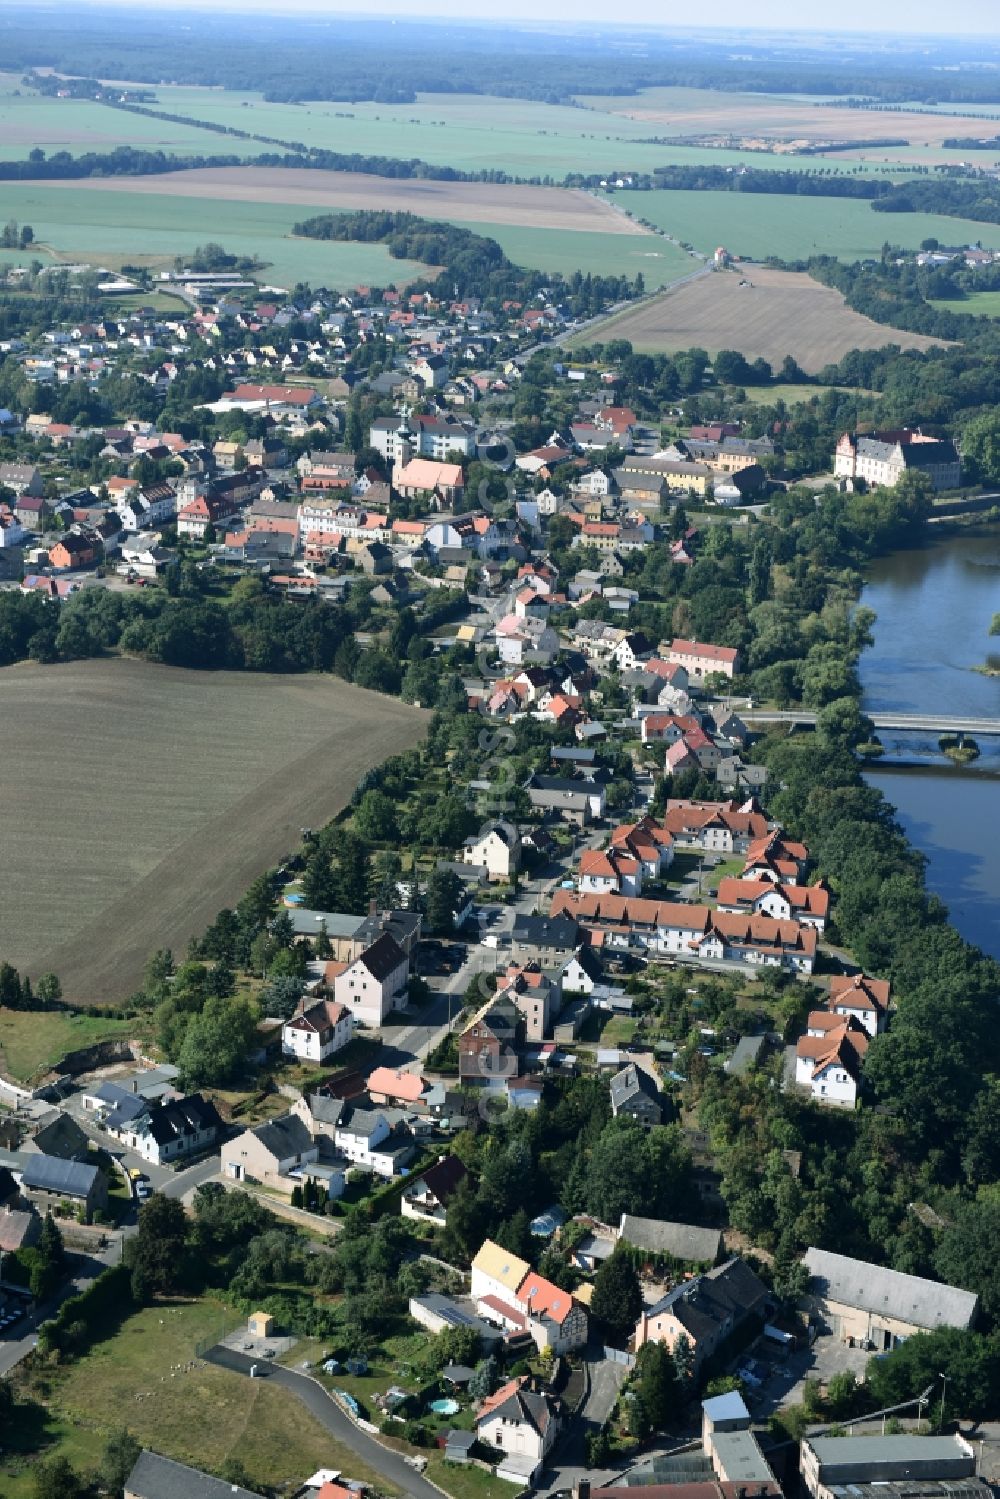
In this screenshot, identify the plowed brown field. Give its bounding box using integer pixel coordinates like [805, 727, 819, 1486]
[0, 660, 428, 1003]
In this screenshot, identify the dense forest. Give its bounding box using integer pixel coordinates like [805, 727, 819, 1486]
[4, 8, 1000, 106]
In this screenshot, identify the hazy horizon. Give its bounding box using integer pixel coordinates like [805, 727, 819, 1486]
[63, 0, 1000, 38]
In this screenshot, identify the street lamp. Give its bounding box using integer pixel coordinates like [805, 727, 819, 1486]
[939, 1372, 950, 1428]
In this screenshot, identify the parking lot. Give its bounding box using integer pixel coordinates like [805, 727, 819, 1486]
[743, 1331, 871, 1416]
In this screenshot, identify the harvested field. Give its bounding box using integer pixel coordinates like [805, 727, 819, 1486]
[576, 86, 1000, 158]
[0, 660, 428, 1004]
[575, 266, 948, 372]
[36, 166, 648, 234]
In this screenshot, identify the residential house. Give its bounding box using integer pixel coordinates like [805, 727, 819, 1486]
[667, 638, 741, 682]
[18, 1154, 108, 1222]
[49, 533, 97, 571]
[220, 1114, 318, 1187]
[366, 1066, 428, 1109]
[801, 1246, 979, 1348]
[526, 775, 605, 825]
[333, 932, 409, 1029]
[459, 993, 521, 1083]
[474, 1376, 561, 1484]
[716, 877, 829, 933]
[635, 1256, 770, 1369]
[29, 1112, 90, 1161]
[827, 972, 890, 1035]
[401, 1155, 468, 1224]
[579, 847, 642, 897]
[2, 464, 45, 499]
[462, 821, 521, 882]
[795, 1014, 869, 1106]
[511, 914, 582, 967]
[281, 998, 353, 1064]
[609, 1064, 664, 1128]
[514, 1271, 588, 1354]
[114, 1094, 223, 1166]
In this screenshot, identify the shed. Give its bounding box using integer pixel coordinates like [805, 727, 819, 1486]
[248, 1310, 274, 1339]
[444, 1429, 476, 1464]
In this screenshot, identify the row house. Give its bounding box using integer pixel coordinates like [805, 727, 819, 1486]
[610, 816, 675, 879]
[663, 798, 771, 855]
[550, 890, 816, 973]
[471, 1240, 588, 1355]
[716, 876, 829, 933]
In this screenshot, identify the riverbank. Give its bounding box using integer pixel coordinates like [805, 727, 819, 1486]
[858, 526, 1000, 957]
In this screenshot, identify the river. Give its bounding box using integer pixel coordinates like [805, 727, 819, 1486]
[860, 530, 1000, 958]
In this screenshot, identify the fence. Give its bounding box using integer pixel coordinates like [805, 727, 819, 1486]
[603, 1345, 636, 1368]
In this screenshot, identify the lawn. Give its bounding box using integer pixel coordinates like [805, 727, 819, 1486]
[738, 382, 879, 405]
[930, 290, 1000, 318]
[0, 660, 428, 1003]
[28, 1298, 400, 1496]
[0, 184, 431, 290]
[0, 1009, 136, 1085]
[627, 190, 1000, 263]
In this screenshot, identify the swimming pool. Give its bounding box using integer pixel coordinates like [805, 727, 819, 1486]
[428, 1398, 460, 1415]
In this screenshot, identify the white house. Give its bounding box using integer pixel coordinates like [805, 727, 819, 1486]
[514, 1271, 589, 1354]
[471, 1239, 531, 1308]
[475, 1376, 561, 1484]
[795, 1015, 869, 1107]
[463, 821, 521, 882]
[333, 932, 409, 1029]
[400, 1155, 468, 1224]
[281, 998, 353, 1064]
[333, 1107, 402, 1175]
[113, 1093, 222, 1166]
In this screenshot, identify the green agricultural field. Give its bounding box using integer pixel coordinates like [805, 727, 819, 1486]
[0, 75, 260, 160]
[0, 184, 430, 288]
[451, 218, 697, 286]
[930, 290, 1000, 318]
[85, 84, 893, 178]
[627, 190, 1000, 263]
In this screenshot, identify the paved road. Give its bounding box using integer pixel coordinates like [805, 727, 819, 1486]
[204, 1345, 445, 1499]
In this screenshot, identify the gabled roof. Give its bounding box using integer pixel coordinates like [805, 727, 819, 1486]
[353, 931, 406, 982]
[471, 1238, 530, 1294]
[610, 1064, 661, 1112]
[803, 1247, 977, 1331]
[517, 1272, 580, 1326]
[619, 1214, 721, 1264]
[125, 1450, 266, 1499]
[367, 1066, 427, 1103]
[252, 1114, 314, 1162]
[20, 1153, 100, 1198]
[411, 1154, 467, 1204]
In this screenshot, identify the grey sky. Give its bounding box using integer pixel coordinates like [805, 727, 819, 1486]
[94, 0, 1000, 35]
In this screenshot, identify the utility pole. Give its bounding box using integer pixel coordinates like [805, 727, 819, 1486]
[939, 1372, 950, 1429]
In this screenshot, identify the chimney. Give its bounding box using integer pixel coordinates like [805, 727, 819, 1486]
[368, 898, 377, 919]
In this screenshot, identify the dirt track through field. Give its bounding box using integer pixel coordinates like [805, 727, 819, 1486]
[582, 265, 949, 371]
[0, 660, 428, 1003]
[28, 166, 650, 233]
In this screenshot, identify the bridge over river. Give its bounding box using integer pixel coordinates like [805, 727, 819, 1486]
[742, 710, 1000, 737]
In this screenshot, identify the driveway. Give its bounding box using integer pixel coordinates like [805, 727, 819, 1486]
[203, 1345, 444, 1499]
[537, 1349, 630, 1497]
